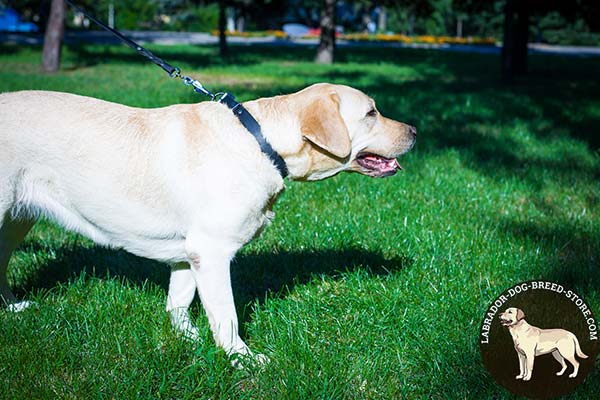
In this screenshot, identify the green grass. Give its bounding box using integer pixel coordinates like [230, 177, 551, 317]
[1, 43, 600, 399]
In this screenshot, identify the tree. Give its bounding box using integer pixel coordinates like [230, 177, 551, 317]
[453, 0, 524, 82]
[379, 0, 433, 36]
[315, 0, 336, 64]
[500, 0, 530, 82]
[499, 0, 600, 82]
[218, 0, 228, 57]
[42, 0, 66, 73]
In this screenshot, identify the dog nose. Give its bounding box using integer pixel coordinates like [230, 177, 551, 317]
[409, 125, 417, 137]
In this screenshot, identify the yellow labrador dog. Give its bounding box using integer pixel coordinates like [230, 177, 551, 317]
[0, 83, 415, 362]
[500, 307, 588, 380]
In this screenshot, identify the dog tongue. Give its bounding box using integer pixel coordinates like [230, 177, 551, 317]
[360, 155, 402, 172]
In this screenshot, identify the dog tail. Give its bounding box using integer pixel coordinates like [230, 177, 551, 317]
[572, 334, 589, 359]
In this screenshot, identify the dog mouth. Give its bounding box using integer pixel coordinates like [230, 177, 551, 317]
[500, 317, 513, 326]
[355, 152, 402, 178]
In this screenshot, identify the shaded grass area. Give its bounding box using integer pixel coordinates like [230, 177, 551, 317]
[1, 43, 599, 399]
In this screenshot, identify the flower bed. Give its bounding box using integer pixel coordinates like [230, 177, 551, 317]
[211, 30, 497, 45]
[211, 30, 287, 38]
[341, 33, 497, 45]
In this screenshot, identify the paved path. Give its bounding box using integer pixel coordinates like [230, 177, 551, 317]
[2, 30, 600, 57]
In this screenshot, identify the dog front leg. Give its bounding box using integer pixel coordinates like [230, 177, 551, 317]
[190, 251, 248, 356]
[523, 351, 535, 381]
[183, 233, 263, 365]
[184, 233, 267, 367]
[166, 263, 199, 339]
[516, 351, 526, 379]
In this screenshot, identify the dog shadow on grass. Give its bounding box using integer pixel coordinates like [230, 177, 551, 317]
[12, 240, 412, 325]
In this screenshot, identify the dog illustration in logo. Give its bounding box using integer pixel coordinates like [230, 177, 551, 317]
[499, 307, 588, 381]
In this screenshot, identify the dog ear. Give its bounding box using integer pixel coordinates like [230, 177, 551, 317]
[516, 308, 525, 321]
[300, 93, 352, 159]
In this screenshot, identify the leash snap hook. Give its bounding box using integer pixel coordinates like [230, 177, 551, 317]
[181, 75, 214, 99]
[213, 92, 229, 103]
[169, 67, 181, 79]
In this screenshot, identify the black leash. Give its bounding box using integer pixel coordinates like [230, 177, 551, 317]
[63, 0, 288, 178]
[64, 0, 180, 79]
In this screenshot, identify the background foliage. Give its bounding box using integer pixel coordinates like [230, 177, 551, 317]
[5, 0, 600, 45]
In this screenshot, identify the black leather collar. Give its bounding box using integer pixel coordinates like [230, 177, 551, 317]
[219, 93, 288, 178]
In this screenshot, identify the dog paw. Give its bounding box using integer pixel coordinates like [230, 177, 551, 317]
[253, 352, 270, 365]
[515, 375, 523, 380]
[6, 301, 34, 312]
[168, 308, 200, 341]
[523, 376, 531, 381]
[230, 351, 270, 369]
[568, 373, 577, 378]
[556, 371, 565, 376]
[179, 326, 200, 341]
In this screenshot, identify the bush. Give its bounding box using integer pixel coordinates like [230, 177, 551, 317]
[168, 4, 219, 32]
[535, 11, 600, 46]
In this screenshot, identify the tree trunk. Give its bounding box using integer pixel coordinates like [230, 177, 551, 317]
[42, 0, 65, 73]
[378, 7, 387, 32]
[108, 2, 115, 29]
[237, 15, 245, 32]
[514, 2, 530, 75]
[226, 6, 235, 32]
[315, 0, 336, 64]
[501, 0, 529, 82]
[501, 0, 515, 83]
[218, 0, 228, 57]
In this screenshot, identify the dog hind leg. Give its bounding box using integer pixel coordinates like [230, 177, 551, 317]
[552, 350, 567, 376]
[557, 338, 581, 378]
[564, 353, 580, 378]
[0, 211, 35, 310]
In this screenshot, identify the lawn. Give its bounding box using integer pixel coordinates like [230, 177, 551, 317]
[1, 43, 599, 399]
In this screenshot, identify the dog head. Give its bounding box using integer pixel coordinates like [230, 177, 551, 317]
[499, 307, 526, 327]
[261, 83, 416, 181]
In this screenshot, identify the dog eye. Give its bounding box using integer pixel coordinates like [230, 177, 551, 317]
[366, 108, 377, 118]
